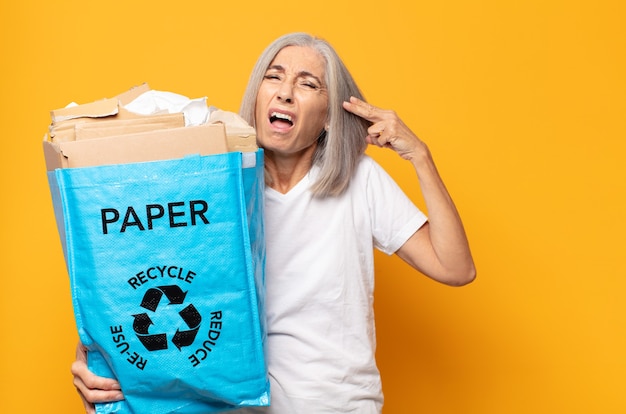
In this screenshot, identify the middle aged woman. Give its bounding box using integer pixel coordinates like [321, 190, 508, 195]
[236, 31, 476, 413]
[71, 32, 475, 414]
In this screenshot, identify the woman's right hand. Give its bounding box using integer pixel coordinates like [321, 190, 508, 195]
[71, 342, 124, 414]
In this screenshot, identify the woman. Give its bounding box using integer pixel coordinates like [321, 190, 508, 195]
[72, 32, 475, 413]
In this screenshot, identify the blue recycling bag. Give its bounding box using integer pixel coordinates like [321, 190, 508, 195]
[47, 150, 269, 413]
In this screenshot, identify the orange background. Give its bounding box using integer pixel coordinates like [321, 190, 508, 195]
[1, 0, 625, 413]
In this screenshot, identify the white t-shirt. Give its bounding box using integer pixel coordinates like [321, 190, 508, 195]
[237, 155, 427, 414]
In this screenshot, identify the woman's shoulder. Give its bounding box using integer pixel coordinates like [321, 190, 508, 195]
[347, 155, 398, 199]
[354, 154, 389, 182]
[354, 153, 378, 174]
[358, 153, 376, 166]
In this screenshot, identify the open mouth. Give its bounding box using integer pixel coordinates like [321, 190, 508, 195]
[269, 111, 294, 127]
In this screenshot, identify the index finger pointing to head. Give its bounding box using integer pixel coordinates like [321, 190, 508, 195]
[343, 96, 383, 122]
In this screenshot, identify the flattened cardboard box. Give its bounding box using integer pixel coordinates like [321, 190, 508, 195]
[43, 123, 229, 170]
[74, 112, 185, 140]
[45, 83, 257, 159]
[48, 83, 152, 143]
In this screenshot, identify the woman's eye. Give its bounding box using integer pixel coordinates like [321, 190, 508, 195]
[264, 74, 281, 80]
[299, 81, 319, 90]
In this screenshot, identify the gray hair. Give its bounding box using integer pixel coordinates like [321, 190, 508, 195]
[239, 32, 369, 197]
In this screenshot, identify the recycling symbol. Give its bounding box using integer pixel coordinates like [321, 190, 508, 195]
[133, 285, 202, 352]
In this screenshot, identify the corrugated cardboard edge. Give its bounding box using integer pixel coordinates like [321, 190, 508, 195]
[42, 134, 64, 171]
[224, 131, 258, 152]
[115, 83, 151, 106]
[74, 112, 185, 140]
[50, 98, 119, 123]
[43, 123, 228, 171]
[50, 107, 151, 143]
[49, 83, 151, 125]
[208, 110, 258, 152]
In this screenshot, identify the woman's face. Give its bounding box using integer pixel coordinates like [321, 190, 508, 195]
[255, 45, 329, 157]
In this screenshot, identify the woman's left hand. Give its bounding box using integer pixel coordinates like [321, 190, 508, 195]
[342, 96, 427, 162]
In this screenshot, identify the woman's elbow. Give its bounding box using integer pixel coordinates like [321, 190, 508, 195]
[414, 262, 476, 286]
[444, 263, 477, 287]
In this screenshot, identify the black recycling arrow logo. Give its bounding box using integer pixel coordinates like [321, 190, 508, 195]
[133, 312, 167, 351]
[140, 285, 187, 311]
[173, 304, 202, 350]
[132, 285, 202, 352]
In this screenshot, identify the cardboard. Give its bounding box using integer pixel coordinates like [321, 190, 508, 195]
[43, 123, 229, 171]
[50, 97, 119, 123]
[50, 83, 150, 123]
[43, 84, 257, 172]
[224, 130, 258, 152]
[209, 110, 258, 152]
[49, 108, 148, 143]
[49, 84, 152, 143]
[114, 83, 151, 106]
[74, 113, 185, 140]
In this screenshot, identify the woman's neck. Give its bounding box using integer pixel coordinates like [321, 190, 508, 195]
[264, 145, 317, 194]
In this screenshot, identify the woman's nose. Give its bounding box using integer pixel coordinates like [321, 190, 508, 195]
[277, 81, 294, 103]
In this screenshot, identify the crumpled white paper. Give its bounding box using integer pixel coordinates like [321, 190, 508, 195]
[124, 90, 211, 126]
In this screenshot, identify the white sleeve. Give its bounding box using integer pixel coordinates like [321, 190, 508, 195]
[363, 157, 428, 255]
